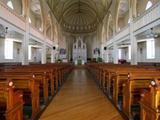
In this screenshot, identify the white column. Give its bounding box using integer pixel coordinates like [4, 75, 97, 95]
[130, 20, 137, 65]
[113, 43, 118, 64]
[129, 1, 138, 65]
[101, 44, 104, 60]
[22, 21, 29, 65]
[51, 49, 54, 63]
[131, 36, 137, 65]
[105, 48, 109, 63]
[51, 49, 56, 63]
[41, 43, 46, 64]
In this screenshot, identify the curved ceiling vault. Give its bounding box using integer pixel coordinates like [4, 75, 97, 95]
[47, 0, 112, 34]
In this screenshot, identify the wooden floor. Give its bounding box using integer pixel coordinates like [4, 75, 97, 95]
[39, 68, 124, 120]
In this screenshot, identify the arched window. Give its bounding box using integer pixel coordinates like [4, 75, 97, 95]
[29, 18, 32, 23]
[128, 18, 131, 24]
[146, 1, 153, 10]
[128, 45, 131, 60]
[146, 38, 155, 59]
[118, 49, 122, 59]
[5, 38, 13, 59]
[28, 45, 32, 60]
[7, 0, 14, 9]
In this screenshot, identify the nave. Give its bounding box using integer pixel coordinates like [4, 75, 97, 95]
[40, 68, 124, 120]
[0, 0, 160, 120]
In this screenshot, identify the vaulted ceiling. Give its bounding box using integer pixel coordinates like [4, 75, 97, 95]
[47, 0, 112, 34]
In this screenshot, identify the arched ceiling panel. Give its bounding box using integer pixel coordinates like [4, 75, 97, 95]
[47, 0, 112, 33]
[118, 0, 129, 18]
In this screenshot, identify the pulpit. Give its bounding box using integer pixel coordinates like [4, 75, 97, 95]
[73, 37, 87, 65]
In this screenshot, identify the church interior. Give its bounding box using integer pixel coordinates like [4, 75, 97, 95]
[0, 0, 160, 120]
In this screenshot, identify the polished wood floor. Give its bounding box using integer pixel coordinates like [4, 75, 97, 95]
[40, 68, 124, 120]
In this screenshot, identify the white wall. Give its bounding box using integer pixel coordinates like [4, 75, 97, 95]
[0, 38, 43, 63]
[84, 34, 100, 59]
[137, 37, 160, 63]
[13, 42, 22, 62]
[0, 38, 23, 63]
[29, 47, 41, 63]
[120, 47, 130, 62]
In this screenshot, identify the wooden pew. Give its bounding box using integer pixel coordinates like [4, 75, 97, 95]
[0, 74, 40, 120]
[0, 63, 73, 120]
[86, 63, 160, 120]
[3, 69, 52, 104]
[0, 80, 23, 120]
[122, 72, 160, 119]
[15, 63, 73, 89]
[109, 69, 156, 105]
[5, 63, 73, 96]
[140, 79, 160, 120]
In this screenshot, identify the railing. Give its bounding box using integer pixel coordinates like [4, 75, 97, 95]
[106, 1, 160, 46]
[106, 36, 114, 46]
[46, 37, 53, 46]
[29, 24, 54, 46]
[29, 24, 44, 40]
[0, 1, 53, 46]
[114, 25, 129, 41]
[106, 25, 129, 46]
[0, 1, 25, 31]
[133, 1, 160, 31]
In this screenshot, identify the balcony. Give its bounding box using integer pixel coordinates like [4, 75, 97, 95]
[0, 2, 25, 31]
[0, 1, 53, 46]
[114, 25, 130, 42]
[106, 1, 160, 46]
[133, 1, 160, 32]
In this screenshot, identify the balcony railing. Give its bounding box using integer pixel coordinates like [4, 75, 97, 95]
[114, 25, 129, 41]
[107, 1, 160, 46]
[0, 1, 25, 31]
[0, 1, 53, 46]
[133, 1, 160, 31]
[29, 24, 44, 40]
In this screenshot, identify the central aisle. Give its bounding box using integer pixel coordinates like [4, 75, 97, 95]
[40, 68, 124, 120]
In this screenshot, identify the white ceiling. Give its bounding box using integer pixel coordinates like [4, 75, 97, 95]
[47, 0, 112, 33]
[30, 0, 41, 15]
[30, 0, 130, 34]
[118, 0, 129, 18]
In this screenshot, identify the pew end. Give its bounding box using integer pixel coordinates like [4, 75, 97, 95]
[140, 79, 160, 120]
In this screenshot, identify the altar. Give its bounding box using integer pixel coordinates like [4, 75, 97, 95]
[73, 37, 87, 65]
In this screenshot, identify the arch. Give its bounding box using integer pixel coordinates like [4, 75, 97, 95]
[46, 26, 51, 39]
[7, 0, 23, 15]
[102, 25, 106, 42]
[101, 15, 109, 42]
[46, 12, 53, 40]
[53, 24, 59, 43]
[29, 0, 43, 32]
[117, 0, 129, 31]
[136, 0, 155, 16]
[107, 14, 113, 39]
